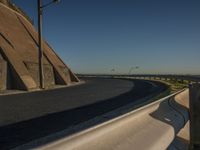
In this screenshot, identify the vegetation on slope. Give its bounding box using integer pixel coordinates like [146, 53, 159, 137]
[159, 80, 188, 93]
[150, 79, 188, 101]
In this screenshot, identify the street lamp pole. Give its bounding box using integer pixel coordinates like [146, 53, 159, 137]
[37, 0, 60, 89]
[38, 0, 44, 89]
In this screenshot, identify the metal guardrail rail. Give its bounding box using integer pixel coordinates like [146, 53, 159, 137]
[33, 89, 189, 150]
[78, 74, 200, 83]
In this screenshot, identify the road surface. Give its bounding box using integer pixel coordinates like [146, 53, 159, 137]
[0, 78, 167, 149]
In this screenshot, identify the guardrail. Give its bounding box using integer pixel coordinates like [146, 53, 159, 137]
[77, 74, 200, 83]
[34, 89, 189, 150]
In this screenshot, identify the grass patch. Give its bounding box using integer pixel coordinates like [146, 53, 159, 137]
[157, 80, 188, 93]
[147, 79, 188, 102]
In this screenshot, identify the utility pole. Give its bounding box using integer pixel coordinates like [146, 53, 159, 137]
[37, 0, 60, 89]
[38, 0, 44, 89]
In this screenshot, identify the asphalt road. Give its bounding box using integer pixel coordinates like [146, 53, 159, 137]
[0, 78, 167, 149]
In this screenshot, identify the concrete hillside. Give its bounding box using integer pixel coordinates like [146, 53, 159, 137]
[0, 2, 79, 90]
[0, 0, 32, 23]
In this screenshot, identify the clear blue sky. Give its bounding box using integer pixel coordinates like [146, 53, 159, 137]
[11, 0, 200, 74]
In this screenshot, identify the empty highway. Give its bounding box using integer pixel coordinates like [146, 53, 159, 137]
[0, 77, 167, 149]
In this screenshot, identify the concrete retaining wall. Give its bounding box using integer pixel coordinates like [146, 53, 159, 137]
[0, 59, 7, 90]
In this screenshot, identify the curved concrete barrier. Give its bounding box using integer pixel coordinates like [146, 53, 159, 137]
[34, 90, 189, 150]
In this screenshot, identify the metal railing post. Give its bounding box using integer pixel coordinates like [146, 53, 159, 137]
[189, 83, 200, 149]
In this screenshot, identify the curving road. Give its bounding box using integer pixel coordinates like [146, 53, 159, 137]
[0, 78, 167, 149]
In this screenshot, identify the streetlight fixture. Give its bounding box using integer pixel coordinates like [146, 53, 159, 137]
[128, 66, 139, 75]
[110, 68, 115, 78]
[111, 68, 115, 73]
[37, 0, 60, 89]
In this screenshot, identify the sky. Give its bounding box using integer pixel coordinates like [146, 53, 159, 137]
[11, 0, 200, 74]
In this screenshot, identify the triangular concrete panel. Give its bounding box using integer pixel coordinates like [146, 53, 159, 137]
[0, 2, 79, 90]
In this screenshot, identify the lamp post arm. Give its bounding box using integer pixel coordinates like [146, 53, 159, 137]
[41, 0, 60, 9]
[41, 1, 54, 9]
